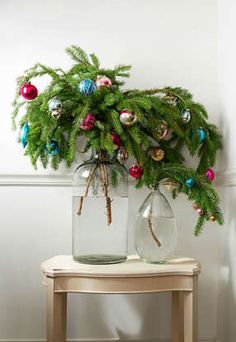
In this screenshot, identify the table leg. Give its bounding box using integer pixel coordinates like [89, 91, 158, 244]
[183, 276, 198, 342]
[172, 291, 184, 342]
[46, 277, 67, 342]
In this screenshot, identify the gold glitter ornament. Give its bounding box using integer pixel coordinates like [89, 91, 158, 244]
[163, 179, 178, 192]
[209, 215, 216, 222]
[151, 147, 165, 161]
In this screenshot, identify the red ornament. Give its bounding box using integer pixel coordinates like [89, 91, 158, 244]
[111, 133, 121, 149]
[21, 82, 38, 100]
[129, 165, 143, 179]
[80, 113, 96, 131]
[206, 168, 215, 181]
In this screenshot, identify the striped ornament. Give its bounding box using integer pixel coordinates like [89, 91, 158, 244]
[78, 79, 96, 96]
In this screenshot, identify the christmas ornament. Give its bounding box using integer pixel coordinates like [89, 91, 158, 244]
[185, 178, 195, 188]
[181, 109, 191, 123]
[151, 147, 165, 161]
[163, 94, 177, 105]
[119, 110, 137, 126]
[193, 202, 199, 210]
[48, 98, 63, 120]
[111, 133, 121, 149]
[163, 179, 178, 192]
[209, 215, 216, 222]
[96, 75, 112, 89]
[20, 122, 29, 148]
[21, 83, 38, 100]
[45, 140, 59, 155]
[80, 113, 96, 131]
[129, 165, 143, 178]
[198, 128, 206, 143]
[197, 208, 204, 215]
[78, 79, 96, 96]
[157, 121, 168, 139]
[206, 168, 215, 181]
[117, 148, 129, 163]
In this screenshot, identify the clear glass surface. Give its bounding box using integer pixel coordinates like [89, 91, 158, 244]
[73, 159, 128, 264]
[135, 187, 177, 263]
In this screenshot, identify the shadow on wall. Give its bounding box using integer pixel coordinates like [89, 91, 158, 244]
[68, 292, 171, 341]
[217, 186, 236, 342]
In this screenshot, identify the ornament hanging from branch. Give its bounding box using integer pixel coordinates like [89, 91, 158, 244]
[96, 75, 112, 89]
[21, 83, 38, 100]
[119, 110, 137, 126]
[48, 98, 63, 120]
[78, 79, 96, 96]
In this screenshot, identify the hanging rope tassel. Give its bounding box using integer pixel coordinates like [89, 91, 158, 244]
[147, 196, 161, 247]
[100, 162, 112, 226]
[77, 164, 98, 215]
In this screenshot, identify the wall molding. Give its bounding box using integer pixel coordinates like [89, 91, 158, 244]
[0, 169, 235, 187]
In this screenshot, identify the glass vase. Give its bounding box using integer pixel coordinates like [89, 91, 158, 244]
[72, 156, 128, 265]
[135, 186, 177, 263]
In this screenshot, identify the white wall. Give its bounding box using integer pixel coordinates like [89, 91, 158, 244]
[217, 1, 236, 341]
[0, 0, 225, 341]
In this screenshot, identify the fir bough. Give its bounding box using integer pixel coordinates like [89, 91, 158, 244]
[12, 45, 223, 234]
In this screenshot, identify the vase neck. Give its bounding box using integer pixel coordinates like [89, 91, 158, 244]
[151, 184, 161, 193]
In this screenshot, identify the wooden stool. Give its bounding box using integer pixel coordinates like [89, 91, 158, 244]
[41, 255, 200, 342]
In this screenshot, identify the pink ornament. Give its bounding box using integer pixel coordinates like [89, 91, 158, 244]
[197, 208, 204, 216]
[21, 82, 38, 100]
[80, 113, 96, 131]
[129, 165, 143, 179]
[206, 168, 215, 181]
[111, 133, 121, 149]
[95, 76, 112, 89]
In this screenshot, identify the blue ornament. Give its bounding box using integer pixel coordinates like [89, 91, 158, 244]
[45, 140, 59, 155]
[78, 79, 96, 96]
[20, 122, 29, 148]
[185, 178, 195, 188]
[198, 128, 206, 143]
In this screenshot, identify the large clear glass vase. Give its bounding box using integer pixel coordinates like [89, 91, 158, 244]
[135, 187, 177, 263]
[73, 157, 128, 265]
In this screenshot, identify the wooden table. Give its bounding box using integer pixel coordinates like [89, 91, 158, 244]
[41, 255, 200, 342]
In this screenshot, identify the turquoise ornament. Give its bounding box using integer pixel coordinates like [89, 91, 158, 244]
[185, 178, 195, 188]
[20, 122, 29, 148]
[45, 140, 59, 155]
[78, 79, 96, 96]
[198, 128, 206, 143]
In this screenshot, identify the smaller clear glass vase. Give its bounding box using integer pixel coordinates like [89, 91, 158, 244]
[135, 186, 177, 263]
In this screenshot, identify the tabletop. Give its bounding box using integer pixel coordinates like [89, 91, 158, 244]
[41, 255, 201, 278]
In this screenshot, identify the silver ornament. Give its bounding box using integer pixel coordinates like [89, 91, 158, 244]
[181, 109, 191, 123]
[117, 148, 129, 163]
[157, 121, 169, 139]
[119, 110, 137, 127]
[48, 98, 63, 120]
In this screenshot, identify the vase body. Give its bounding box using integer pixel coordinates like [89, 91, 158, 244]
[73, 159, 128, 264]
[135, 187, 177, 263]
